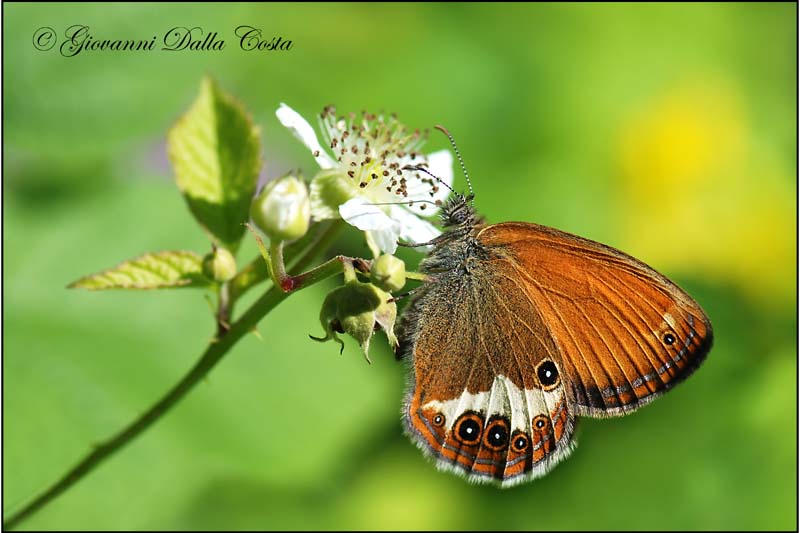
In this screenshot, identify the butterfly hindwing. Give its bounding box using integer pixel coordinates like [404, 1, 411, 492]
[400, 259, 577, 486]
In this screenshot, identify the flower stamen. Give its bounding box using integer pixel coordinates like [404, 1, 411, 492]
[277, 102, 455, 253]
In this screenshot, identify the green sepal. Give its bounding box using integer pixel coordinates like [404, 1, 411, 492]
[309, 169, 353, 221]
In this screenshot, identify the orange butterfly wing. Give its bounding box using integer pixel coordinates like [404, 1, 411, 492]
[400, 218, 712, 485]
[401, 266, 577, 485]
[476, 222, 713, 417]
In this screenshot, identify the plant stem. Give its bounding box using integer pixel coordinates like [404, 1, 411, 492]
[342, 260, 357, 283]
[3, 221, 344, 530]
[248, 223, 366, 294]
[216, 281, 232, 335]
[229, 220, 338, 302]
[268, 240, 289, 290]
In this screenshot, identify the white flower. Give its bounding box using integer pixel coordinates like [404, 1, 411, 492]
[276, 103, 453, 255]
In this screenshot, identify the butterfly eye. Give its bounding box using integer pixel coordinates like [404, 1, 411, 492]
[511, 431, 530, 453]
[432, 413, 446, 427]
[453, 412, 484, 445]
[532, 415, 550, 432]
[483, 417, 510, 451]
[536, 359, 560, 390]
[663, 333, 676, 345]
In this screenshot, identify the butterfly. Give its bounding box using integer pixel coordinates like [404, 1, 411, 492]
[396, 135, 713, 487]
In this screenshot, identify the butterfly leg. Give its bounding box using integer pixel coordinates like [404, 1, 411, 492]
[388, 286, 424, 303]
[397, 239, 439, 248]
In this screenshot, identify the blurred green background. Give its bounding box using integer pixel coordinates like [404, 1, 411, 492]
[4, 2, 796, 530]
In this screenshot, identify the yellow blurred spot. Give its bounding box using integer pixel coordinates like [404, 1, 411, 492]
[617, 77, 794, 309]
[620, 81, 746, 194]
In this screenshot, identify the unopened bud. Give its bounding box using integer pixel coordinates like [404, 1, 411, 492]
[371, 254, 406, 293]
[250, 173, 310, 242]
[202, 247, 237, 282]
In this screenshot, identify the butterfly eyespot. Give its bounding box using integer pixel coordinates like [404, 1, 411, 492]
[432, 413, 445, 427]
[453, 412, 484, 445]
[511, 431, 530, 453]
[532, 415, 550, 431]
[483, 417, 510, 451]
[663, 333, 676, 345]
[535, 359, 560, 390]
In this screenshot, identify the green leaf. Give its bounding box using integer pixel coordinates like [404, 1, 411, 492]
[68, 251, 210, 290]
[167, 77, 261, 250]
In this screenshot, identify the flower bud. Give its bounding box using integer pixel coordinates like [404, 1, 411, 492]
[202, 247, 237, 282]
[250, 173, 310, 242]
[312, 280, 398, 363]
[370, 254, 406, 293]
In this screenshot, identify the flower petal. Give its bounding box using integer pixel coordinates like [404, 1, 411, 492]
[367, 229, 400, 255]
[339, 198, 398, 231]
[339, 199, 404, 254]
[276, 103, 336, 169]
[389, 205, 441, 249]
[426, 149, 455, 194]
[403, 149, 454, 215]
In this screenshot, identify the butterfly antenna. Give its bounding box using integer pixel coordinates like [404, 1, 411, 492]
[434, 124, 474, 199]
[402, 165, 456, 196]
[368, 199, 440, 210]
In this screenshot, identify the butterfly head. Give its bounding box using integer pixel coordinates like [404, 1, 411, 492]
[440, 192, 479, 228]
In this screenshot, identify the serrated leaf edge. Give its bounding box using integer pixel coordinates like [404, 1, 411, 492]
[68, 250, 210, 291]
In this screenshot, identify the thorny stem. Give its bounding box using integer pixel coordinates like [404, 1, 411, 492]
[3, 221, 344, 530]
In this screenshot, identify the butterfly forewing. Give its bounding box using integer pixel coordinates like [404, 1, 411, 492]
[476, 222, 713, 417]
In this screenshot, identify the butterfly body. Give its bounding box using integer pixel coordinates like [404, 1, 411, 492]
[397, 194, 713, 486]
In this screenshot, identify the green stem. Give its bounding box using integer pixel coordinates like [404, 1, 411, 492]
[216, 281, 232, 335]
[229, 220, 339, 302]
[342, 259, 357, 283]
[269, 240, 289, 290]
[248, 222, 361, 294]
[3, 221, 344, 530]
[291, 254, 357, 289]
